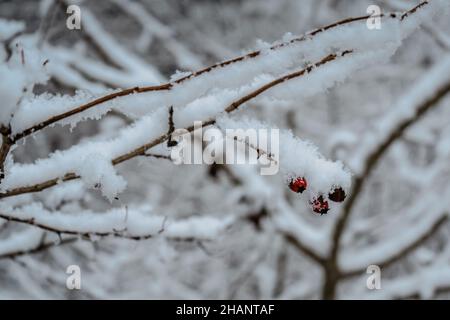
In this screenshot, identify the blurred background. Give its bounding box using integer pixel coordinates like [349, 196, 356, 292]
[1, 0, 450, 299]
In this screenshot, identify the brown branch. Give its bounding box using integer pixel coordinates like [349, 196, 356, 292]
[0, 172, 79, 198]
[341, 215, 448, 278]
[381, 1, 448, 51]
[11, 85, 170, 142]
[1, 51, 351, 199]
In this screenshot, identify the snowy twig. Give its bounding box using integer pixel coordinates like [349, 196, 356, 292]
[113, 51, 352, 164]
[1, 51, 352, 198]
[9, 1, 432, 142]
[382, 0, 450, 51]
[0, 208, 228, 242]
[11, 85, 163, 142]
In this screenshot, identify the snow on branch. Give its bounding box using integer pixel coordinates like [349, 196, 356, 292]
[1, 51, 353, 199]
[216, 116, 351, 198]
[0, 203, 233, 241]
[332, 53, 450, 255]
[4, 44, 450, 203]
[8, 0, 443, 141]
[0, 229, 45, 258]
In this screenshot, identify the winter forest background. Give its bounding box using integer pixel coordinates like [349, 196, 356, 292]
[1, 0, 450, 300]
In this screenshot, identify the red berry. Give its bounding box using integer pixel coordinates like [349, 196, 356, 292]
[329, 187, 346, 203]
[289, 177, 307, 193]
[311, 196, 329, 215]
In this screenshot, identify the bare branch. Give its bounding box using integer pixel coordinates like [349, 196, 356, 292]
[0, 127, 12, 182]
[400, 1, 430, 20]
[0, 211, 212, 242]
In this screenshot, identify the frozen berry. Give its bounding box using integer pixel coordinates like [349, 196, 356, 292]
[311, 196, 329, 215]
[289, 177, 307, 193]
[329, 187, 346, 203]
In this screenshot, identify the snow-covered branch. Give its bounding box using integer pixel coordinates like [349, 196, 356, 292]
[9, 0, 438, 141]
[1, 50, 354, 200]
[0, 230, 77, 260]
[0, 204, 232, 241]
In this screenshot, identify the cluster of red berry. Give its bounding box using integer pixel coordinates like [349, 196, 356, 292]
[288, 177, 346, 215]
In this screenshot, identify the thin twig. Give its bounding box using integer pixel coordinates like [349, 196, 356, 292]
[0, 128, 12, 183]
